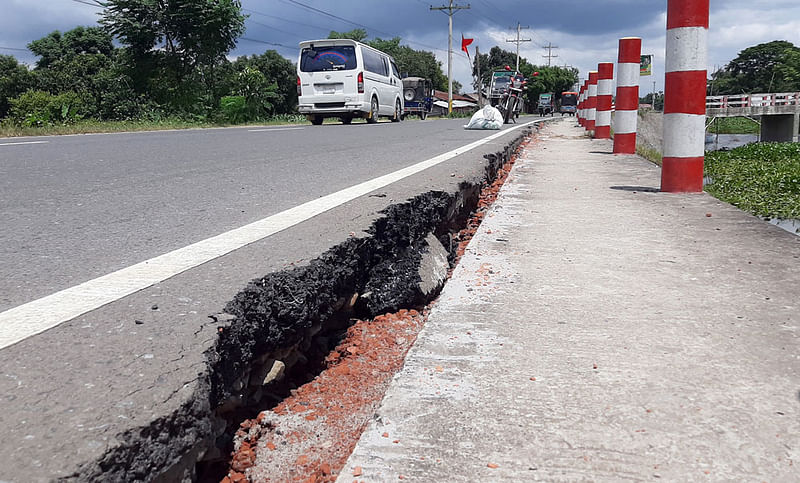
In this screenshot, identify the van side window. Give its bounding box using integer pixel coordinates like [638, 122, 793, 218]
[363, 49, 387, 76]
[391, 61, 401, 79]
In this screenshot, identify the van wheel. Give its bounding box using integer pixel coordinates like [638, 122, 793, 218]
[392, 100, 401, 122]
[310, 116, 323, 125]
[367, 97, 379, 124]
[341, 116, 352, 124]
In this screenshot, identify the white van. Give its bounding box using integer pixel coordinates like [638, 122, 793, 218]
[297, 39, 404, 125]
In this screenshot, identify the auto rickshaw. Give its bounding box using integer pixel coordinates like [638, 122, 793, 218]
[401, 77, 433, 120]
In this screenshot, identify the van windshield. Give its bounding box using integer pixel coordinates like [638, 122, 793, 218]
[300, 46, 357, 72]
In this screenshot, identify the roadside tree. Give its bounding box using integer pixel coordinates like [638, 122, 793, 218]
[710, 40, 800, 94]
[99, 0, 246, 112]
[0, 55, 34, 118]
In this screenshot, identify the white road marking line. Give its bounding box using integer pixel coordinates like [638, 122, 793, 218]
[0, 141, 49, 146]
[248, 127, 306, 132]
[0, 120, 543, 349]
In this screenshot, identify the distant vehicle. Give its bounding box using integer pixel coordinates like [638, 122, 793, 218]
[559, 91, 578, 116]
[296, 39, 404, 125]
[401, 77, 433, 120]
[538, 93, 555, 116]
[497, 73, 527, 124]
[488, 70, 514, 108]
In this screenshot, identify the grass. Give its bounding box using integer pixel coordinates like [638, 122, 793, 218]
[636, 143, 663, 166]
[706, 116, 760, 135]
[0, 114, 308, 138]
[704, 142, 800, 219]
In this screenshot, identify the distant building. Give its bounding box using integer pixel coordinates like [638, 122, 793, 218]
[431, 90, 478, 116]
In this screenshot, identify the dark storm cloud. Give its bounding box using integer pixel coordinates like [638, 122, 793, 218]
[238, 0, 663, 52]
[0, 1, 100, 64]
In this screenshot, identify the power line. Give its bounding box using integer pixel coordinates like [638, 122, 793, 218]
[242, 8, 330, 34]
[0, 46, 29, 52]
[71, 0, 102, 7]
[245, 18, 300, 39]
[239, 37, 299, 52]
[279, 0, 387, 36]
[276, 0, 450, 57]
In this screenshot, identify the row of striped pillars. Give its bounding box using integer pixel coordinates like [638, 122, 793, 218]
[575, 0, 707, 192]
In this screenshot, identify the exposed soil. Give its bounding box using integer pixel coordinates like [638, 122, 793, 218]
[221, 131, 536, 483]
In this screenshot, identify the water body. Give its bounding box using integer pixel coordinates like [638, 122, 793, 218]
[705, 133, 759, 151]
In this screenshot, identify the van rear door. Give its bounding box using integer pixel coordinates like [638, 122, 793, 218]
[298, 44, 358, 102]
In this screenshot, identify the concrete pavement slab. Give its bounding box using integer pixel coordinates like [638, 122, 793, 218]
[339, 119, 800, 481]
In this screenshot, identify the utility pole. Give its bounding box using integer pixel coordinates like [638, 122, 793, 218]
[653, 81, 657, 110]
[506, 23, 530, 72]
[431, 0, 470, 114]
[542, 42, 559, 66]
[475, 45, 482, 107]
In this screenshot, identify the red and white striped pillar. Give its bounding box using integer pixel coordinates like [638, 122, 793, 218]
[595, 62, 614, 139]
[613, 37, 641, 154]
[662, 0, 709, 192]
[586, 71, 598, 132]
[578, 82, 585, 126]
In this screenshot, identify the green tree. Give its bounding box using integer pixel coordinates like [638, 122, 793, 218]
[367, 37, 448, 90]
[710, 40, 800, 94]
[0, 55, 34, 118]
[25, 27, 119, 118]
[775, 49, 800, 90]
[328, 29, 368, 41]
[472, 46, 524, 89]
[99, 0, 246, 110]
[230, 50, 297, 114]
[28, 26, 114, 70]
[521, 65, 579, 110]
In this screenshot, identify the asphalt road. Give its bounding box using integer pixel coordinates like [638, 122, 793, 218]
[0, 116, 540, 481]
[0, 118, 514, 313]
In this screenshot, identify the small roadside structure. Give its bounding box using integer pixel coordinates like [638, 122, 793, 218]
[430, 90, 478, 116]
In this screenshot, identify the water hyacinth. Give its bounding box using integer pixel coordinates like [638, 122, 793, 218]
[704, 142, 800, 220]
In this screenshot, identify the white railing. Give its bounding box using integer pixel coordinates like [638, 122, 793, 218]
[706, 92, 800, 109]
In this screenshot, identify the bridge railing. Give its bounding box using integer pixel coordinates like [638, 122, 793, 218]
[706, 92, 800, 109]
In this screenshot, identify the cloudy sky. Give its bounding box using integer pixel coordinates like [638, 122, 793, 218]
[2, 0, 800, 94]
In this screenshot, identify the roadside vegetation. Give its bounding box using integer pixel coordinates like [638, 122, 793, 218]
[706, 116, 760, 134]
[704, 142, 800, 219]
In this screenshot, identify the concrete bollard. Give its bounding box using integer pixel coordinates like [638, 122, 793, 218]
[662, 0, 708, 192]
[613, 37, 642, 154]
[595, 62, 614, 139]
[586, 71, 598, 132]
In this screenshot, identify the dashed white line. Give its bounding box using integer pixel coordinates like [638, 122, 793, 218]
[0, 141, 49, 146]
[248, 127, 306, 132]
[0, 120, 544, 349]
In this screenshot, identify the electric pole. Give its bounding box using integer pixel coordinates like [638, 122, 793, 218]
[431, 1, 470, 114]
[542, 42, 559, 66]
[506, 23, 530, 72]
[475, 45, 483, 107]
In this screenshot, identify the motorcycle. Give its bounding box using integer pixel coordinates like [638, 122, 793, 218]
[498, 74, 526, 124]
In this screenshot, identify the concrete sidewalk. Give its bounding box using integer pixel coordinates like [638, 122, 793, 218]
[338, 119, 800, 481]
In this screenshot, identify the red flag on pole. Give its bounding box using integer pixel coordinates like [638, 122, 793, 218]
[461, 34, 474, 60]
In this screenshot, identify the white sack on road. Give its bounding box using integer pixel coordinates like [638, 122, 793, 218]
[464, 105, 503, 130]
